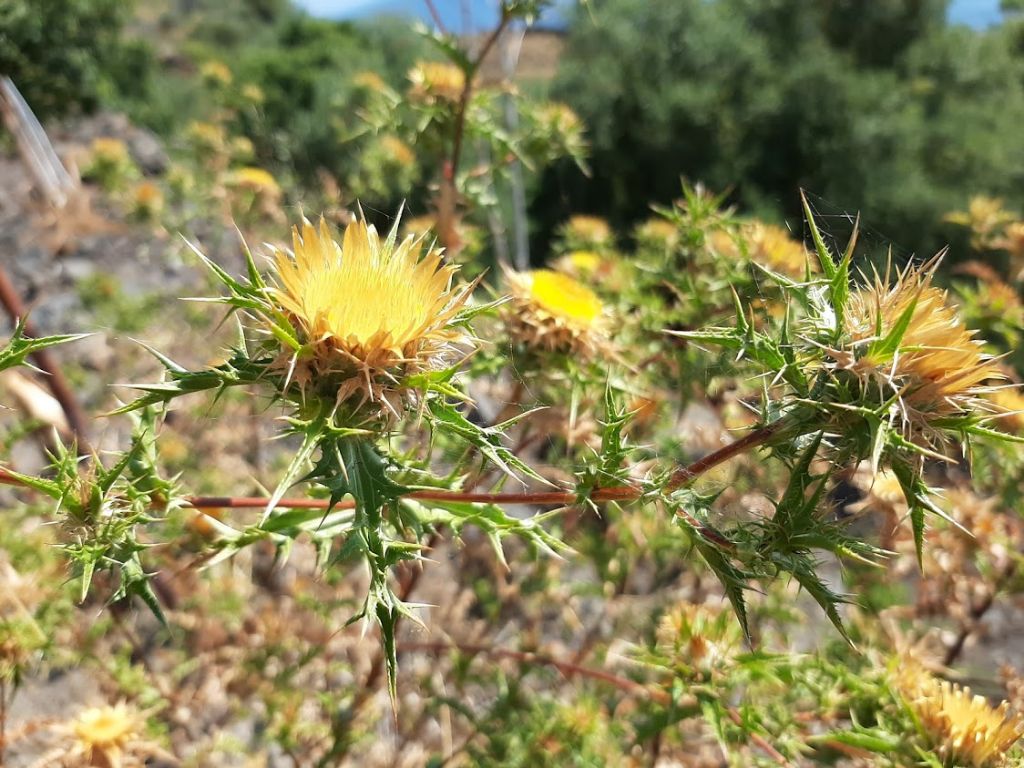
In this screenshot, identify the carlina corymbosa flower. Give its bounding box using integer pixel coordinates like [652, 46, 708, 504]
[269, 216, 477, 422]
[505, 268, 610, 357]
[840, 258, 1002, 445]
[896, 660, 1024, 767]
[60, 702, 149, 768]
[407, 60, 466, 103]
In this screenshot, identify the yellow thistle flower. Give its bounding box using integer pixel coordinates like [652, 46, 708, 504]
[987, 388, 1024, 434]
[992, 222, 1024, 259]
[535, 102, 582, 134]
[896, 660, 1024, 767]
[554, 249, 602, 276]
[843, 262, 1000, 432]
[707, 227, 741, 259]
[131, 181, 163, 219]
[634, 217, 679, 250]
[505, 269, 609, 356]
[379, 135, 416, 168]
[200, 59, 233, 87]
[186, 121, 227, 154]
[401, 214, 436, 240]
[354, 70, 387, 92]
[241, 83, 264, 103]
[90, 137, 130, 166]
[64, 702, 146, 768]
[560, 215, 613, 249]
[745, 221, 807, 277]
[408, 61, 466, 103]
[269, 217, 476, 418]
[946, 196, 1016, 250]
[227, 166, 281, 198]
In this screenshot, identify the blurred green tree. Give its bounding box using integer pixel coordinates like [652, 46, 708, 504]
[537, 0, 1024, 255]
[0, 0, 153, 119]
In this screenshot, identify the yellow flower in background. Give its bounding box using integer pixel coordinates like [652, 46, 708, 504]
[408, 61, 466, 103]
[226, 166, 281, 197]
[353, 70, 388, 92]
[987, 388, 1024, 434]
[200, 59, 233, 87]
[401, 214, 436, 240]
[555, 249, 602, 276]
[560, 215, 613, 250]
[505, 268, 609, 356]
[379, 135, 416, 168]
[896, 660, 1024, 767]
[946, 196, 1016, 250]
[270, 217, 475, 415]
[132, 181, 164, 219]
[634, 217, 679, 250]
[844, 262, 1000, 428]
[241, 83, 265, 104]
[186, 121, 227, 155]
[745, 221, 807, 277]
[90, 137, 130, 166]
[65, 702, 147, 768]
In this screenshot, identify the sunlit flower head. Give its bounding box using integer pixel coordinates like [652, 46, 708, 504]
[896, 660, 1024, 767]
[379, 135, 416, 168]
[132, 181, 163, 219]
[269, 216, 476, 419]
[987, 388, 1024, 434]
[559, 215, 613, 250]
[200, 59, 233, 87]
[554, 249, 602, 277]
[408, 61, 466, 103]
[843, 261, 1001, 438]
[353, 70, 387, 92]
[945, 196, 1016, 249]
[505, 268, 610, 356]
[61, 702, 147, 768]
[634, 218, 679, 251]
[227, 167, 281, 198]
[186, 121, 227, 154]
[241, 83, 264, 103]
[656, 602, 738, 672]
[90, 138, 130, 166]
[745, 221, 807, 277]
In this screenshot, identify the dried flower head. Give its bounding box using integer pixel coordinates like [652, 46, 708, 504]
[408, 61, 466, 103]
[655, 602, 738, 672]
[505, 268, 609, 357]
[896, 660, 1024, 767]
[842, 261, 1001, 441]
[269, 217, 475, 420]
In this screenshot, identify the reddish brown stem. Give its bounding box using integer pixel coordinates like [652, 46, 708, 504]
[0, 423, 780, 511]
[0, 266, 91, 449]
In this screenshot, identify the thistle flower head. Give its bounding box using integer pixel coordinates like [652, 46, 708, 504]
[505, 268, 609, 357]
[559, 215, 613, 251]
[745, 221, 808, 277]
[842, 261, 1000, 438]
[408, 61, 466, 103]
[269, 216, 475, 420]
[63, 702, 146, 768]
[896, 661, 1024, 767]
[227, 167, 280, 197]
[634, 217, 679, 251]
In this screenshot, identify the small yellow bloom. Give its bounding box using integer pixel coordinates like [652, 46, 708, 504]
[559, 215, 613, 249]
[132, 181, 163, 218]
[353, 70, 387, 92]
[379, 135, 416, 168]
[200, 59, 233, 87]
[896, 660, 1024, 767]
[186, 121, 227, 154]
[227, 166, 281, 197]
[745, 221, 807, 277]
[90, 137, 130, 165]
[505, 269, 609, 356]
[65, 702, 146, 768]
[408, 61, 466, 103]
[241, 83, 264, 104]
[535, 102, 583, 134]
[269, 217, 475, 417]
[946, 196, 1016, 249]
[987, 388, 1024, 434]
[634, 218, 679, 250]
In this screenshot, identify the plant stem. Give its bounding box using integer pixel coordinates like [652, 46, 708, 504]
[0, 421, 781, 511]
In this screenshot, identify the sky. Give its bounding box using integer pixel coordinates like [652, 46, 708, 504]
[294, 0, 1005, 30]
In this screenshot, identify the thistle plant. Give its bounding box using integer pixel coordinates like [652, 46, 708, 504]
[114, 213, 556, 697]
